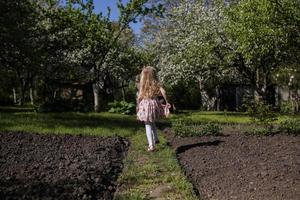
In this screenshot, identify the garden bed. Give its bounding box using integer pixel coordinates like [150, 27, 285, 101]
[0, 131, 129, 200]
[164, 129, 300, 200]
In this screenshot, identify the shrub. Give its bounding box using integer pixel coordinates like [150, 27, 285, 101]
[108, 101, 135, 115]
[280, 101, 294, 114]
[245, 127, 271, 136]
[202, 123, 222, 135]
[245, 100, 277, 135]
[172, 119, 222, 137]
[279, 119, 300, 135]
[246, 100, 277, 124]
[172, 124, 191, 136]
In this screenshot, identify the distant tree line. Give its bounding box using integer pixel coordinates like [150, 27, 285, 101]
[1, 0, 299, 112]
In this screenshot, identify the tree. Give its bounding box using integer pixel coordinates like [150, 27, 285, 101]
[149, 0, 300, 109]
[225, 0, 300, 102]
[0, 0, 41, 105]
[149, 0, 236, 110]
[67, 0, 163, 111]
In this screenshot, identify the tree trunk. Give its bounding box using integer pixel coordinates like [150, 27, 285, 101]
[29, 75, 36, 105]
[235, 87, 239, 111]
[19, 86, 25, 106]
[254, 68, 267, 103]
[17, 75, 29, 106]
[121, 87, 126, 101]
[198, 78, 216, 111]
[30, 88, 34, 105]
[13, 88, 17, 104]
[254, 68, 261, 101]
[93, 83, 100, 112]
[216, 86, 220, 111]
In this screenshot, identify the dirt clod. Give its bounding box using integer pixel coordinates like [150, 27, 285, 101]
[165, 129, 300, 200]
[0, 131, 129, 200]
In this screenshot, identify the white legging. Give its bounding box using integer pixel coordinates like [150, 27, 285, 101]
[145, 122, 158, 147]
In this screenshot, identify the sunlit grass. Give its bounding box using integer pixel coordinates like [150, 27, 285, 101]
[173, 111, 300, 124]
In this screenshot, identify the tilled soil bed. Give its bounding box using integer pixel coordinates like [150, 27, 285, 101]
[0, 132, 130, 200]
[164, 129, 300, 200]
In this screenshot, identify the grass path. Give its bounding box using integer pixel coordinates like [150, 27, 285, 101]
[114, 130, 198, 200]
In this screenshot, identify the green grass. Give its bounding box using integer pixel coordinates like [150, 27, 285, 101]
[0, 110, 198, 199]
[174, 111, 300, 124]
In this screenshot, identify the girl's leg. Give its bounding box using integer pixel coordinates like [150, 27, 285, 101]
[151, 122, 159, 143]
[145, 122, 154, 149]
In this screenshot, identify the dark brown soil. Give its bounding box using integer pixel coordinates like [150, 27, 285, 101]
[0, 132, 130, 200]
[164, 129, 300, 200]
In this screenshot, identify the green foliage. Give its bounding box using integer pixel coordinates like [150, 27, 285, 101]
[246, 100, 277, 135]
[272, 67, 300, 90]
[108, 101, 135, 115]
[245, 127, 271, 136]
[225, 0, 300, 100]
[202, 123, 222, 136]
[172, 119, 221, 137]
[279, 119, 300, 135]
[246, 100, 277, 125]
[280, 101, 294, 114]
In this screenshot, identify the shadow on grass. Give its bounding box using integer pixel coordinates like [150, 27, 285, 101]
[176, 140, 224, 154]
[50, 113, 140, 129]
[199, 112, 248, 116]
[156, 120, 172, 130]
[0, 106, 34, 113]
[177, 110, 248, 115]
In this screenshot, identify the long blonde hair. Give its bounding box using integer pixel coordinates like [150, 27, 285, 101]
[138, 66, 161, 101]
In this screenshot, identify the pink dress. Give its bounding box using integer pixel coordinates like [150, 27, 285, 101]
[137, 97, 164, 122]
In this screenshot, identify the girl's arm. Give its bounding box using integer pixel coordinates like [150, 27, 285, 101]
[160, 87, 171, 107]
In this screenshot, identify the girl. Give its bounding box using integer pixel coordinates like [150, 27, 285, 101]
[137, 66, 170, 152]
